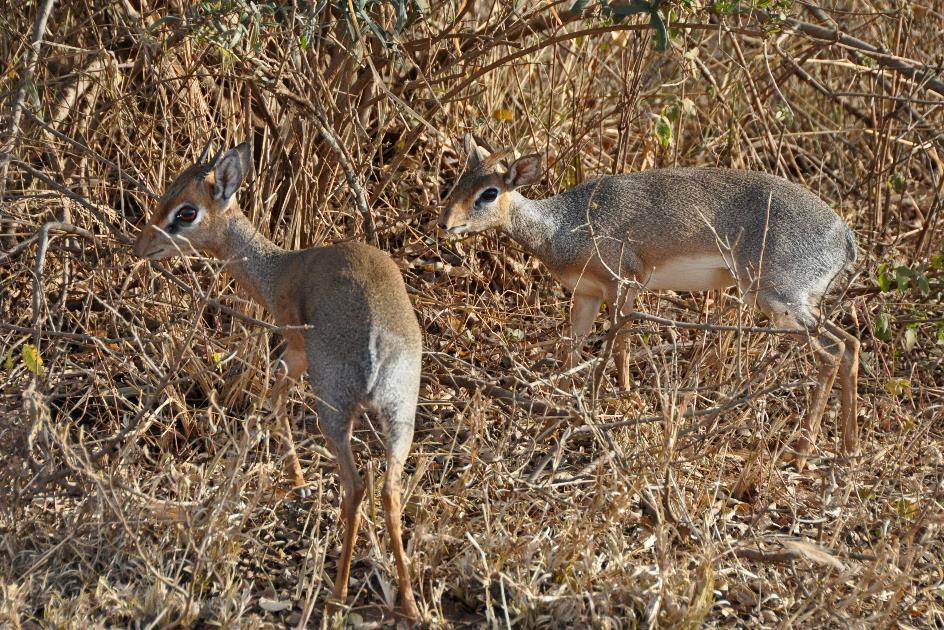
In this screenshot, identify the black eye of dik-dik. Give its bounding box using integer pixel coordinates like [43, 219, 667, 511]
[478, 188, 499, 204]
[175, 206, 198, 223]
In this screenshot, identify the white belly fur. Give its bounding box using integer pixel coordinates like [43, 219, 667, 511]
[642, 254, 735, 292]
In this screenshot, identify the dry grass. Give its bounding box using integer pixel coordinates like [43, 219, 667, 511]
[1, 1, 943, 627]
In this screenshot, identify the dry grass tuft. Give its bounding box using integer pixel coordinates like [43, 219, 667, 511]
[1, 1, 943, 627]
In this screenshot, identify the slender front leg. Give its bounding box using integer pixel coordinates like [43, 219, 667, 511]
[608, 288, 638, 390]
[825, 321, 860, 456]
[566, 292, 603, 370]
[268, 338, 308, 492]
[794, 328, 844, 471]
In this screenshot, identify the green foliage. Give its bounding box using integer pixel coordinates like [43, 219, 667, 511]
[876, 262, 932, 298]
[874, 312, 892, 342]
[333, 0, 427, 50]
[187, 0, 427, 53]
[654, 114, 672, 148]
[21, 343, 44, 375]
[904, 323, 919, 351]
[891, 497, 917, 522]
[874, 259, 942, 348]
[648, 8, 669, 51]
[599, 0, 669, 51]
[652, 97, 695, 149]
[664, 96, 696, 124]
[712, 0, 739, 15]
[888, 172, 907, 194]
[189, 1, 284, 52]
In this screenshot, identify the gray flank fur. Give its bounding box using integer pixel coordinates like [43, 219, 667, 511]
[513, 167, 856, 305]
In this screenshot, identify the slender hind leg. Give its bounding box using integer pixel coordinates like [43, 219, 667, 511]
[320, 405, 366, 611]
[268, 338, 308, 492]
[380, 410, 420, 620]
[825, 321, 860, 456]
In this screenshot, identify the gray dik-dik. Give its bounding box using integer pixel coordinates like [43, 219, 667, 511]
[133, 141, 422, 620]
[439, 136, 859, 469]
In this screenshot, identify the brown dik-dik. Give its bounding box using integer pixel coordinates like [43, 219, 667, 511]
[440, 136, 860, 470]
[134, 141, 422, 620]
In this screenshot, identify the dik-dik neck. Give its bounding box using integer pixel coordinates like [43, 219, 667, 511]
[502, 191, 589, 267]
[213, 210, 284, 309]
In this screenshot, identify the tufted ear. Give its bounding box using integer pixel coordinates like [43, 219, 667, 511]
[463, 133, 490, 169]
[212, 142, 252, 202]
[505, 153, 543, 188]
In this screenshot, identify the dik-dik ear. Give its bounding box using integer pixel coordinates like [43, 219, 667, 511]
[505, 153, 543, 188]
[463, 133, 490, 169]
[212, 142, 252, 202]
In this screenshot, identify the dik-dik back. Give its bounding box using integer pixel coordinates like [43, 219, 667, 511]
[275, 242, 421, 380]
[538, 167, 856, 308]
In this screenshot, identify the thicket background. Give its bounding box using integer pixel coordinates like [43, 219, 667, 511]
[1, 0, 942, 627]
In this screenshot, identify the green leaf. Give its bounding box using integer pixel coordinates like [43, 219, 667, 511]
[885, 377, 910, 396]
[894, 265, 912, 293]
[21, 344, 44, 375]
[874, 313, 892, 342]
[892, 497, 917, 521]
[611, 0, 652, 15]
[394, 0, 410, 32]
[876, 262, 892, 292]
[664, 102, 680, 124]
[888, 172, 906, 194]
[148, 15, 181, 34]
[654, 114, 672, 149]
[712, 0, 738, 14]
[3, 348, 13, 370]
[904, 324, 918, 352]
[649, 9, 668, 52]
[916, 273, 930, 298]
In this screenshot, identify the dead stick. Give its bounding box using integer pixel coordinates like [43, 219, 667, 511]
[752, 8, 944, 97]
[0, 0, 56, 196]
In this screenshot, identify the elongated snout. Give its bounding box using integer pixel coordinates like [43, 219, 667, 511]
[133, 223, 175, 259]
[437, 204, 454, 231]
[133, 225, 155, 258]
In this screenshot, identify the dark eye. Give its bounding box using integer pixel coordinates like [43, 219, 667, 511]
[176, 206, 198, 223]
[478, 188, 499, 204]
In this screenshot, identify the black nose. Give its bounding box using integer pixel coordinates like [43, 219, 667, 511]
[437, 221, 447, 230]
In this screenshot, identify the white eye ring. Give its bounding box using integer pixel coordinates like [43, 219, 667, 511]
[164, 203, 204, 230]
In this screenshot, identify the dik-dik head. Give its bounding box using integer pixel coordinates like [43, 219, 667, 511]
[438, 135, 542, 235]
[134, 142, 251, 260]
